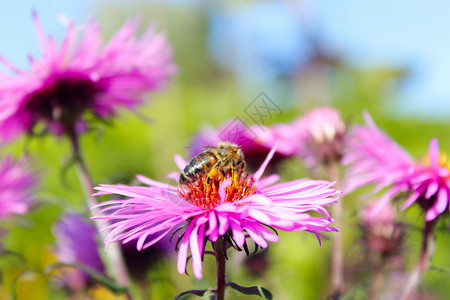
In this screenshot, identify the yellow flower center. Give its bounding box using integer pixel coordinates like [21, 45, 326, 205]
[178, 170, 256, 210]
[422, 152, 450, 170]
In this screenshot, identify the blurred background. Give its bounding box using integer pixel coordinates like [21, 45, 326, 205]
[1, 0, 450, 299]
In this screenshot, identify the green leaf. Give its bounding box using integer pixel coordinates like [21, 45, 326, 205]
[227, 281, 273, 299]
[174, 288, 215, 299]
[44, 262, 127, 294]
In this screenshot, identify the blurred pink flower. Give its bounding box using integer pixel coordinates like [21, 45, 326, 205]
[53, 214, 105, 290]
[344, 112, 450, 221]
[0, 156, 36, 218]
[296, 106, 346, 168]
[92, 146, 339, 280]
[343, 112, 413, 196]
[359, 202, 405, 255]
[0, 12, 176, 141]
[190, 119, 301, 172]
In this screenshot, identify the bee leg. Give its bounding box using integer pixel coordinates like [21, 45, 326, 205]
[238, 160, 246, 172]
[208, 167, 219, 181]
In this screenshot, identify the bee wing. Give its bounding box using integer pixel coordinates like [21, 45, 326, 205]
[183, 145, 218, 150]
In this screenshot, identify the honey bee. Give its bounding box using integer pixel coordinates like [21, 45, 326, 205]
[179, 142, 246, 185]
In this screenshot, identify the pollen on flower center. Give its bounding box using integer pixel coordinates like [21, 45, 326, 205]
[421, 152, 450, 172]
[178, 170, 256, 210]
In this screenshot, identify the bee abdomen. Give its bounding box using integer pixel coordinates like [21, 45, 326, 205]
[179, 151, 219, 184]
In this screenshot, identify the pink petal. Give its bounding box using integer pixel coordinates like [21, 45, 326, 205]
[229, 217, 245, 247]
[137, 174, 173, 189]
[426, 187, 448, 221]
[401, 185, 425, 210]
[217, 213, 230, 235]
[425, 181, 439, 199]
[370, 185, 403, 217]
[205, 211, 217, 236]
[32, 10, 47, 51]
[189, 223, 203, 280]
[243, 222, 268, 248]
[428, 139, 439, 172]
[177, 221, 195, 275]
[219, 180, 233, 202]
[254, 174, 280, 189]
[253, 142, 278, 181]
[174, 154, 187, 171]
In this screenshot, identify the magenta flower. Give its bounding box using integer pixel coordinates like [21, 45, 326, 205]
[0, 156, 36, 218]
[404, 139, 450, 221]
[296, 106, 346, 168]
[343, 112, 414, 197]
[0, 12, 176, 141]
[344, 112, 450, 221]
[53, 214, 105, 290]
[92, 146, 339, 280]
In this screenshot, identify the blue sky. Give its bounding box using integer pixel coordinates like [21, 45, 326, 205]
[0, 1, 91, 70]
[0, 0, 449, 119]
[315, 0, 450, 118]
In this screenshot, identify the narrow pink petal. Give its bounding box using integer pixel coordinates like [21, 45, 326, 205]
[189, 223, 203, 280]
[425, 187, 448, 221]
[177, 221, 195, 275]
[217, 213, 230, 235]
[166, 172, 180, 181]
[174, 155, 187, 171]
[0, 56, 26, 75]
[137, 174, 174, 189]
[401, 185, 426, 210]
[370, 185, 403, 217]
[362, 110, 376, 128]
[425, 181, 439, 199]
[32, 10, 47, 51]
[428, 139, 439, 172]
[247, 209, 272, 224]
[229, 217, 245, 247]
[251, 223, 279, 242]
[253, 142, 279, 181]
[141, 227, 172, 249]
[205, 211, 217, 236]
[219, 180, 232, 202]
[59, 21, 75, 61]
[243, 222, 268, 248]
[254, 174, 280, 189]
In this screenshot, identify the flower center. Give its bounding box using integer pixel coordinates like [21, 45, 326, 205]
[178, 170, 256, 210]
[22, 72, 99, 130]
[422, 152, 450, 171]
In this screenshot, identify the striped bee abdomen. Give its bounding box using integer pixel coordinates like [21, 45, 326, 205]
[179, 151, 219, 184]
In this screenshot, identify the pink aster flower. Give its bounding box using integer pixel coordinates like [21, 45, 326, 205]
[344, 112, 450, 221]
[92, 146, 339, 280]
[359, 202, 405, 256]
[0, 12, 176, 141]
[296, 106, 346, 168]
[0, 156, 37, 218]
[404, 139, 450, 221]
[343, 112, 414, 197]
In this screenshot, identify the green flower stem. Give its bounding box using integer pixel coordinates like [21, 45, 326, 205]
[68, 130, 131, 287]
[328, 160, 343, 298]
[400, 219, 436, 300]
